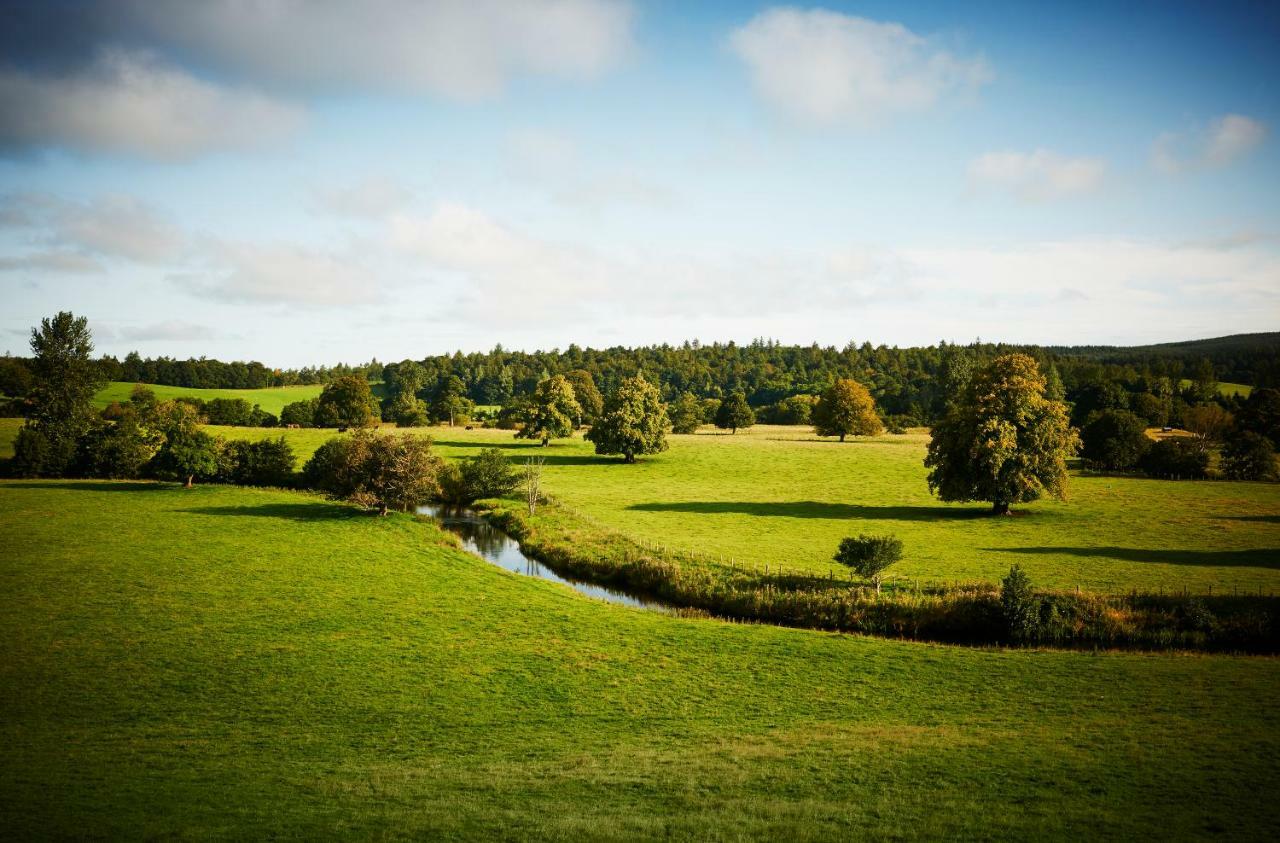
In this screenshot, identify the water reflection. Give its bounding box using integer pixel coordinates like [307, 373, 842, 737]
[418, 503, 668, 612]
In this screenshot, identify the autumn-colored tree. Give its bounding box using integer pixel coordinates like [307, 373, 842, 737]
[925, 354, 1079, 515]
[813, 378, 882, 441]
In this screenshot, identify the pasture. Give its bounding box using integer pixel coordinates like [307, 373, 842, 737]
[93, 381, 327, 415]
[1, 479, 1278, 839]
[211, 423, 1280, 595]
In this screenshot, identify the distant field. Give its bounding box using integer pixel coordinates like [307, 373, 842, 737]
[93, 381, 326, 415]
[1180, 379, 1253, 398]
[211, 424, 1280, 595]
[2, 480, 1277, 838]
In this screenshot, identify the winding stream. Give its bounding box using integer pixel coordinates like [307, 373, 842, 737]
[418, 503, 670, 612]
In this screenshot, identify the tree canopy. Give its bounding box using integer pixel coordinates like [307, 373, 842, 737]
[714, 392, 754, 434]
[515, 375, 581, 446]
[585, 374, 670, 463]
[15, 311, 105, 476]
[925, 354, 1079, 515]
[315, 375, 378, 430]
[813, 378, 882, 441]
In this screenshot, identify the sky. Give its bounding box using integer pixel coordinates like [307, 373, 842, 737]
[1, 0, 1278, 366]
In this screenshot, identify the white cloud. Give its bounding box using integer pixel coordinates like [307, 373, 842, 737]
[181, 242, 379, 306]
[122, 0, 635, 101]
[115, 320, 218, 342]
[0, 192, 185, 269]
[314, 177, 415, 220]
[0, 48, 302, 160]
[728, 7, 992, 125]
[968, 149, 1107, 201]
[1152, 113, 1268, 174]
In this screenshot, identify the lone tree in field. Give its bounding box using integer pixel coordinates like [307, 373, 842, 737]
[834, 534, 902, 593]
[13, 311, 105, 476]
[149, 400, 221, 487]
[715, 391, 754, 434]
[668, 391, 704, 434]
[315, 375, 377, 430]
[813, 378, 882, 441]
[565, 369, 603, 426]
[516, 375, 582, 446]
[586, 374, 670, 463]
[304, 430, 442, 515]
[925, 353, 1079, 515]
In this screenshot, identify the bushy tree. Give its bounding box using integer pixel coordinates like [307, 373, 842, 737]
[393, 397, 431, 427]
[15, 312, 106, 476]
[668, 391, 704, 434]
[280, 398, 318, 427]
[304, 430, 442, 515]
[833, 534, 902, 593]
[1221, 431, 1277, 481]
[438, 448, 520, 504]
[0, 356, 34, 397]
[1237, 388, 1280, 444]
[925, 354, 1079, 515]
[219, 437, 297, 487]
[515, 375, 581, 446]
[1000, 565, 1040, 643]
[1079, 409, 1151, 471]
[714, 392, 754, 434]
[72, 414, 162, 479]
[1139, 439, 1209, 480]
[814, 378, 882, 441]
[565, 369, 603, 426]
[431, 375, 474, 426]
[315, 375, 377, 430]
[158, 430, 221, 488]
[1183, 404, 1233, 450]
[765, 394, 819, 426]
[586, 374, 670, 463]
[1129, 392, 1170, 428]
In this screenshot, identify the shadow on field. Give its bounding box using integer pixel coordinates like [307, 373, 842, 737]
[2, 481, 171, 493]
[179, 503, 360, 521]
[628, 501, 993, 520]
[987, 546, 1280, 569]
[1218, 515, 1280, 524]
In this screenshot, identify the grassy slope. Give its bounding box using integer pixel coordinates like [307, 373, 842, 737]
[210, 424, 1280, 595]
[93, 381, 327, 415]
[1178, 379, 1253, 398]
[1, 480, 1277, 839]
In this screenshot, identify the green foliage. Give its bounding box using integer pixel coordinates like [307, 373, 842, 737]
[393, 397, 431, 428]
[758, 394, 819, 425]
[1079, 409, 1151, 471]
[155, 429, 222, 487]
[926, 354, 1079, 514]
[438, 447, 520, 505]
[668, 391, 705, 434]
[10, 426, 53, 478]
[1139, 439, 1209, 480]
[0, 355, 33, 397]
[304, 430, 442, 514]
[203, 397, 254, 426]
[72, 416, 162, 479]
[514, 375, 581, 445]
[833, 534, 902, 589]
[714, 392, 754, 433]
[314, 376, 377, 430]
[585, 375, 670, 463]
[280, 398, 318, 427]
[219, 437, 297, 487]
[1129, 392, 1170, 427]
[813, 378, 882, 441]
[1000, 565, 1041, 643]
[565, 370, 603, 425]
[1237, 387, 1280, 444]
[20, 312, 105, 476]
[1221, 432, 1277, 481]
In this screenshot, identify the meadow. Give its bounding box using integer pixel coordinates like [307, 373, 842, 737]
[93, 381, 327, 415]
[1, 479, 1278, 839]
[206, 423, 1280, 596]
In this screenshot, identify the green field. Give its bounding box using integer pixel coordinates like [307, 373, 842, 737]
[1179, 379, 1253, 398]
[93, 381, 327, 415]
[1, 479, 1277, 839]
[206, 424, 1280, 595]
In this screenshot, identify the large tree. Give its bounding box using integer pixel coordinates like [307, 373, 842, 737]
[586, 374, 670, 463]
[668, 391, 704, 434]
[315, 375, 378, 430]
[714, 392, 754, 434]
[813, 378, 882, 441]
[515, 375, 582, 446]
[565, 369, 603, 426]
[925, 354, 1079, 515]
[303, 430, 442, 515]
[15, 312, 106, 476]
[1079, 409, 1150, 471]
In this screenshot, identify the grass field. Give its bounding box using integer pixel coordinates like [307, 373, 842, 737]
[1, 479, 1277, 839]
[1180, 379, 1253, 398]
[206, 424, 1280, 595]
[93, 381, 327, 415]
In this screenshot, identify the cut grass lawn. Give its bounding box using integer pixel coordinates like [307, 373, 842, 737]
[210, 423, 1280, 595]
[1, 480, 1278, 839]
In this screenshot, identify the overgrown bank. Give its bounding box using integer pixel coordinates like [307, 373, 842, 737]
[482, 499, 1279, 653]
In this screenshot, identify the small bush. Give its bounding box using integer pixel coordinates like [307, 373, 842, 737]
[834, 534, 902, 591]
[437, 448, 520, 505]
[1139, 439, 1209, 480]
[1000, 565, 1040, 643]
[219, 437, 296, 487]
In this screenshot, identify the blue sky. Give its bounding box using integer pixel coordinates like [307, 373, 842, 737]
[1, 0, 1277, 365]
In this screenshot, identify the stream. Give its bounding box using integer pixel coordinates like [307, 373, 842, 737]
[417, 503, 670, 612]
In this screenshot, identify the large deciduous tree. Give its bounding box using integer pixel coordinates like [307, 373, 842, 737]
[565, 369, 603, 426]
[668, 391, 704, 434]
[925, 354, 1079, 515]
[714, 392, 754, 434]
[515, 375, 582, 446]
[813, 378, 882, 441]
[1079, 409, 1150, 471]
[303, 430, 442, 515]
[14, 312, 106, 476]
[585, 374, 670, 463]
[315, 375, 378, 430]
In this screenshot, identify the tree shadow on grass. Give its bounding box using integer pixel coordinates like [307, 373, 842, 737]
[1, 481, 173, 493]
[627, 501, 996, 521]
[179, 503, 361, 521]
[1218, 515, 1280, 524]
[986, 546, 1280, 569]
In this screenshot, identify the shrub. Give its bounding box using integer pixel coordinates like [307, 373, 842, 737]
[1080, 409, 1151, 471]
[833, 534, 902, 592]
[1139, 439, 1209, 479]
[280, 398, 318, 428]
[152, 430, 222, 488]
[1221, 431, 1277, 481]
[11, 426, 55, 478]
[219, 437, 296, 487]
[204, 397, 254, 426]
[303, 430, 442, 515]
[72, 417, 161, 479]
[1000, 565, 1040, 643]
[438, 448, 520, 505]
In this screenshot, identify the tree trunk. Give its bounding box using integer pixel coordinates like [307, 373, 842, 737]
[992, 501, 1010, 516]
[840, 433, 846, 442]
[379, 504, 389, 516]
[541, 437, 549, 447]
[624, 453, 635, 464]
[184, 475, 194, 489]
